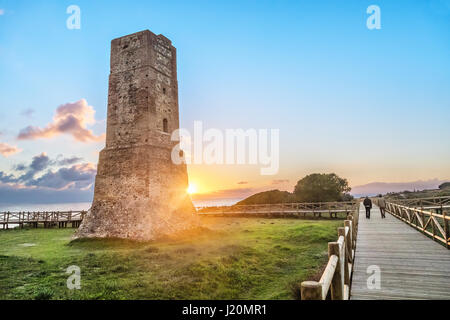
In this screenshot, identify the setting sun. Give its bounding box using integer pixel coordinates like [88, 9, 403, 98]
[187, 183, 197, 195]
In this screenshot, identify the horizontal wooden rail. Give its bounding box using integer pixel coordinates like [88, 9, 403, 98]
[385, 200, 450, 248]
[318, 254, 338, 299]
[300, 201, 359, 300]
[0, 210, 87, 230]
[196, 200, 359, 219]
[387, 196, 450, 209]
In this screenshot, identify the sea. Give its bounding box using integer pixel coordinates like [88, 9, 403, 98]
[0, 202, 93, 212]
[0, 198, 241, 213]
[0, 198, 242, 228]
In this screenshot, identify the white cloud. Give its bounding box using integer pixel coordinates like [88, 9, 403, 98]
[0, 142, 22, 157]
[18, 99, 105, 143]
[0, 9, 5, 16]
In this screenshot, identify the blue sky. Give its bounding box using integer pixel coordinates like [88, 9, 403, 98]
[0, 0, 449, 203]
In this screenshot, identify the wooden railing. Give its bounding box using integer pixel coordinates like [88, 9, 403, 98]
[0, 211, 87, 230]
[385, 198, 450, 248]
[196, 201, 359, 219]
[300, 201, 359, 300]
[386, 196, 450, 210]
[388, 196, 450, 209]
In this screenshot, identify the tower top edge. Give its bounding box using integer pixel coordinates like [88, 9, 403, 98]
[111, 30, 173, 45]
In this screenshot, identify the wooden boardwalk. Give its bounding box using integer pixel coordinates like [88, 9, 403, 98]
[0, 211, 85, 229]
[351, 203, 450, 300]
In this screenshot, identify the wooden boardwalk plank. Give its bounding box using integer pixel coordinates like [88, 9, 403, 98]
[351, 204, 450, 300]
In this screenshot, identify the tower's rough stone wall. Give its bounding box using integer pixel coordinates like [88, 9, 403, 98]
[75, 30, 197, 241]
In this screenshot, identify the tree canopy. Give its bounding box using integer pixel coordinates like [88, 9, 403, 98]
[439, 182, 450, 190]
[293, 173, 351, 203]
[236, 173, 353, 205]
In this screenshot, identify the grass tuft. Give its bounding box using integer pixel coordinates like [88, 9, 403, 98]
[34, 287, 54, 300]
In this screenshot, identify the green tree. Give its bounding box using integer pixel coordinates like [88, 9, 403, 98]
[439, 182, 450, 190]
[294, 173, 351, 203]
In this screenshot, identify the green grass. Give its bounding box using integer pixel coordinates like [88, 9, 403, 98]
[0, 217, 341, 300]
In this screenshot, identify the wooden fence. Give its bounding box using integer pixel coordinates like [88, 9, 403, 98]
[196, 201, 359, 219]
[386, 196, 450, 211]
[385, 197, 450, 248]
[0, 211, 86, 230]
[300, 201, 359, 300]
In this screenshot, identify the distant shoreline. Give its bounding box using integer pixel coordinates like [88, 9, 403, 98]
[0, 198, 243, 212]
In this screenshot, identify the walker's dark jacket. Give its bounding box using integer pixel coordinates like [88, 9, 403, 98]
[363, 198, 372, 209]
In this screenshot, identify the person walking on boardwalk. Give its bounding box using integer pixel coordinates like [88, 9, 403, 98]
[363, 196, 372, 219]
[378, 195, 386, 219]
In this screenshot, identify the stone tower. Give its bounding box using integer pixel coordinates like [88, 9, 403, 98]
[75, 30, 197, 241]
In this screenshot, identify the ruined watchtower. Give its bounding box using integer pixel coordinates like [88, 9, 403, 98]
[75, 30, 197, 240]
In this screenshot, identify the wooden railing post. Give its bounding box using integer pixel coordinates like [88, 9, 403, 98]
[421, 202, 425, 234]
[328, 242, 343, 300]
[344, 220, 353, 261]
[338, 227, 349, 285]
[347, 215, 356, 246]
[301, 281, 323, 300]
[431, 209, 436, 242]
[442, 207, 449, 249]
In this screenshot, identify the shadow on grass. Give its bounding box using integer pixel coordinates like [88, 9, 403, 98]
[68, 226, 216, 249]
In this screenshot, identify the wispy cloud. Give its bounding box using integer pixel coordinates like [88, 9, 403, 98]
[20, 108, 35, 118]
[191, 187, 258, 202]
[17, 99, 105, 142]
[0, 142, 22, 157]
[55, 155, 83, 166]
[0, 9, 5, 16]
[271, 179, 289, 185]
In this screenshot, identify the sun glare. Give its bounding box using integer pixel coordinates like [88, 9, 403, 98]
[187, 183, 197, 195]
